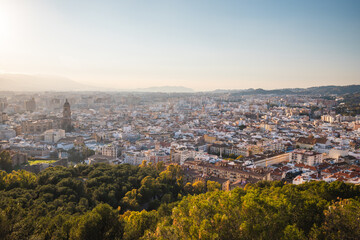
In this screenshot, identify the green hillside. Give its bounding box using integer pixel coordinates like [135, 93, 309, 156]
[1, 164, 359, 240]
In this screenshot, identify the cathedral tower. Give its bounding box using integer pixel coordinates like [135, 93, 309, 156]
[62, 99, 72, 131]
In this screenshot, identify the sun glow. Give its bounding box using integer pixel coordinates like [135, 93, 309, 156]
[0, 9, 10, 37]
[0, 3, 18, 45]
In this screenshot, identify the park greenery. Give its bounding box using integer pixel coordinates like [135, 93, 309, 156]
[0, 150, 12, 172]
[28, 160, 58, 165]
[0, 162, 359, 240]
[67, 147, 95, 163]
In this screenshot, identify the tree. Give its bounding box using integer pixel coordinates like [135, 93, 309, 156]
[206, 180, 221, 192]
[184, 182, 193, 194]
[69, 203, 123, 240]
[139, 160, 147, 168]
[192, 180, 205, 194]
[0, 210, 9, 239]
[81, 147, 95, 160]
[156, 161, 165, 172]
[67, 147, 94, 163]
[0, 151, 12, 172]
[67, 148, 82, 163]
[121, 210, 159, 240]
[158, 164, 183, 184]
[314, 199, 360, 240]
[283, 224, 306, 240]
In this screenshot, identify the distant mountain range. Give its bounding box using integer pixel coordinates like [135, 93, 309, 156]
[0, 74, 193, 92]
[0, 73, 359, 95]
[130, 86, 194, 93]
[213, 85, 360, 95]
[0, 74, 102, 92]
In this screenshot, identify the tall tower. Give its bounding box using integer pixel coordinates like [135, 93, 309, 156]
[25, 98, 36, 112]
[62, 99, 72, 131]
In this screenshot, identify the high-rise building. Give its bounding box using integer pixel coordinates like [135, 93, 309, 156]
[61, 99, 72, 131]
[25, 98, 36, 112]
[0, 98, 7, 112]
[0, 112, 8, 124]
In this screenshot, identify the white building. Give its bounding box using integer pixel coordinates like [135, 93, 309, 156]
[0, 125, 16, 140]
[101, 145, 117, 157]
[290, 149, 323, 166]
[123, 151, 147, 165]
[321, 115, 335, 123]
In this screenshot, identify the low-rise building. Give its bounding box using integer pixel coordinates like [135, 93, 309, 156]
[0, 125, 16, 140]
[101, 145, 118, 157]
[183, 160, 271, 183]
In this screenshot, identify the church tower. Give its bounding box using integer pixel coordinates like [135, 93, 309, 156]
[62, 99, 72, 131]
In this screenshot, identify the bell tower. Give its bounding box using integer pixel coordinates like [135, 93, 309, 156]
[62, 99, 72, 131]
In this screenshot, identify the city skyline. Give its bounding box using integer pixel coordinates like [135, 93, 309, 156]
[0, 0, 359, 91]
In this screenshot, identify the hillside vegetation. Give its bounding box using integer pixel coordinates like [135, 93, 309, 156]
[0, 163, 359, 240]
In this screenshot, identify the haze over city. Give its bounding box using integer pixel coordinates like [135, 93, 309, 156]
[1, 0, 359, 91]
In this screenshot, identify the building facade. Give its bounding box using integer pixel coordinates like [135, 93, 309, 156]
[44, 129, 66, 143]
[25, 98, 36, 112]
[290, 149, 323, 166]
[62, 99, 72, 131]
[21, 119, 60, 134]
[101, 145, 118, 157]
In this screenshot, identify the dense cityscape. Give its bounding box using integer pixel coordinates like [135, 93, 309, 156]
[1, 89, 360, 186]
[1, 88, 360, 239]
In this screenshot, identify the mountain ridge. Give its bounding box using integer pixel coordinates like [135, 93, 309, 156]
[212, 85, 360, 95]
[0, 73, 359, 94]
[0, 74, 194, 93]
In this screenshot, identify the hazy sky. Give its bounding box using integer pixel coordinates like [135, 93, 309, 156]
[0, 0, 359, 91]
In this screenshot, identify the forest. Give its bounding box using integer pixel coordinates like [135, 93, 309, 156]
[0, 163, 360, 240]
